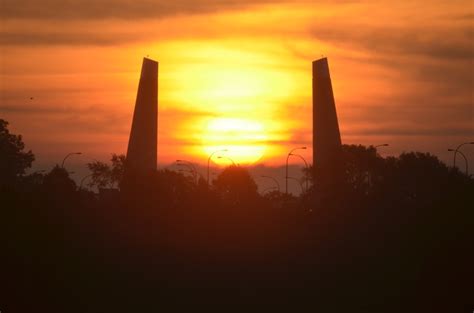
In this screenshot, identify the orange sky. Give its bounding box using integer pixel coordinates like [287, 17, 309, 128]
[1, 0, 473, 171]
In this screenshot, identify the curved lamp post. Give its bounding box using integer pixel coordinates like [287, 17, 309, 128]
[448, 148, 469, 175]
[286, 147, 306, 194]
[289, 153, 309, 192]
[452, 142, 474, 172]
[217, 156, 236, 166]
[375, 144, 389, 149]
[261, 175, 280, 193]
[176, 159, 198, 184]
[207, 149, 228, 186]
[61, 152, 82, 168]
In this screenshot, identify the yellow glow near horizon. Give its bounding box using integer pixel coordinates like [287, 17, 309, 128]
[202, 118, 267, 165]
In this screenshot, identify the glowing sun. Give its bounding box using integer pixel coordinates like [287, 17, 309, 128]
[202, 118, 267, 165]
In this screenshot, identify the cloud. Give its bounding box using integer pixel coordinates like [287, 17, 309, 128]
[299, 7, 474, 142]
[348, 126, 474, 137]
[0, 0, 292, 45]
[0, 103, 131, 134]
[0, 32, 138, 46]
[311, 25, 473, 61]
[1, 0, 285, 20]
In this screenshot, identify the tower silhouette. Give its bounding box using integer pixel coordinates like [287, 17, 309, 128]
[312, 58, 342, 182]
[125, 57, 158, 173]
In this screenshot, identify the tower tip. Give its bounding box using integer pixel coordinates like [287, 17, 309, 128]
[143, 56, 158, 64]
[313, 57, 328, 64]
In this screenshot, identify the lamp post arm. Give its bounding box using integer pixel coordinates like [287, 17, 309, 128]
[454, 142, 474, 168]
[61, 152, 81, 168]
[291, 153, 308, 169]
[285, 147, 306, 195]
[207, 152, 217, 186]
[207, 150, 227, 186]
[61, 153, 74, 168]
[290, 153, 309, 192]
[285, 153, 290, 194]
[220, 156, 236, 166]
[457, 150, 469, 175]
[177, 160, 198, 184]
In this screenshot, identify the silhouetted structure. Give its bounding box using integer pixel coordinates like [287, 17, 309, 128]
[125, 58, 158, 173]
[312, 58, 342, 183]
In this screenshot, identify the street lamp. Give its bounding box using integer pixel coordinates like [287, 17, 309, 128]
[176, 159, 198, 184]
[217, 156, 236, 166]
[286, 147, 306, 194]
[452, 142, 474, 171]
[207, 149, 228, 186]
[448, 149, 469, 175]
[375, 144, 389, 149]
[289, 153, 309, 192]
[261, 175, 280, 193]
[61, 152, 82, 168]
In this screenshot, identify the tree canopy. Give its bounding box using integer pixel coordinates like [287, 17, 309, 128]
[0, 119, 34, 186]
[86, 154, 126, 189]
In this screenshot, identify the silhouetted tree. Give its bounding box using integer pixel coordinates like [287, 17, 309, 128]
[0, 119, 34, 188]
[87, 161, 110, 188]
[213, 165, 259, 205]
[43, 165, 77, 194]
[110, 154, 126, 185]
[87, 154, 126, 189]
[262, 190, 295, 209]
[120, 168, 196, 210]
[340, 144, 382, 195]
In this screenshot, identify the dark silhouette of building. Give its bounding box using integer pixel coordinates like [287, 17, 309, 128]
[125, 57, 158, 173]
[312, 58, 342, 182]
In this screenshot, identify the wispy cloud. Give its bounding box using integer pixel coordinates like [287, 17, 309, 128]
[1, 0, 286, 20]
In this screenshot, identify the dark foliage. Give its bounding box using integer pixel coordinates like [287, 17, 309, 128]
[213, 165, 259, 205]
[87, 153, 126, 189]
[1, 120, 472, 312]
[0, 119, 35, 188]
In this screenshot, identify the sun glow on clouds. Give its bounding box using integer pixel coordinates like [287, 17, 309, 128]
[1, 0, 472, 168]
[158, 41, 307, 164]
[202, 118, 267, 165]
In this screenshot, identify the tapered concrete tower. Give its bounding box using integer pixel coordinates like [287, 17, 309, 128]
[312, 58, 341, 180]
[125, 57, 158, 173]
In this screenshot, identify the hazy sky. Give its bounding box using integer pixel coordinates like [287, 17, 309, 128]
[1, 0, 473, 174]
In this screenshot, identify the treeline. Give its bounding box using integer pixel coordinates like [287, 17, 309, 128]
[1, 118, 473, 312]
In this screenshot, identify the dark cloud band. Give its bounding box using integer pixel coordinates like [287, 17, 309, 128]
[2, 0, 283, 20]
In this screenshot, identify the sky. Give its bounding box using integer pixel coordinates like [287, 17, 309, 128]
[1, 0, 473, 184]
